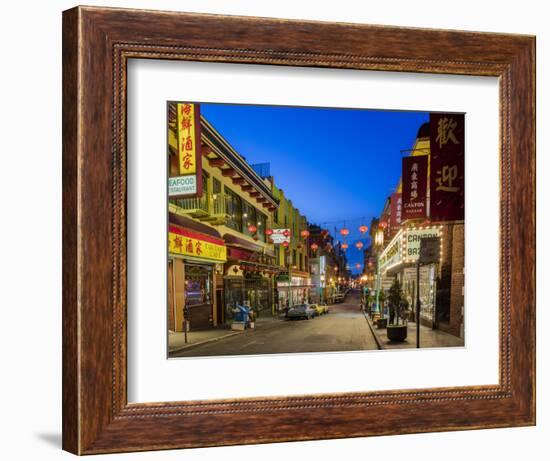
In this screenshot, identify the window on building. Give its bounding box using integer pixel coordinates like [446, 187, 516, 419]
[257, 212, 267, 242]
[224, 186, 242, 232]
[242, 200, 258, 238]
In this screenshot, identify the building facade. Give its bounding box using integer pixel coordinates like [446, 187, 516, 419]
[168, 104, 280, 332]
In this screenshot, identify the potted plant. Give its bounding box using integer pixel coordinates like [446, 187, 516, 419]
[386, 279, 408, 342]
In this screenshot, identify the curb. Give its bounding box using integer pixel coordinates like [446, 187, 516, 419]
[169, 331, 242, 354]
[363, 311, 384, 350]
[169, 318, 286, 354]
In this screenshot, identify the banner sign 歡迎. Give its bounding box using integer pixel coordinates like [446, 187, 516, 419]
[168, 225, 227, 262]
[429, 113, 465, 221]
[402, 155, 428, 220]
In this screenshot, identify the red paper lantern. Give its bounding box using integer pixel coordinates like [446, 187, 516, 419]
[359, 225, 368, 234]
[355, 263, 361, 269]
[341, 243, 349, 250]
[282, 241, 289, 247]
[321, 229, 328, 238]
[355, 241, 364, 250]
[379, 221, 387, 229]
[340, 228, 349, 237]
[283, 229, 290, 237]
[247, 224, 257, 233]
[265, 229, 273, 236]
[310, 243, 318, 251]
[300, 229, 310, 238]
[253, 234, 259, 241]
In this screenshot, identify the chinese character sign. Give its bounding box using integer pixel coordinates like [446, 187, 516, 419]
[168, 225, 227, 262]
[429, 113, 464, 221]
[402, 155, 428, 219]
[390, 192, 402, 232]
[177, 103, 201, 175]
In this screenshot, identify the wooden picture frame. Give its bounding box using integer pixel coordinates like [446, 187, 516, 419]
[62, 5, 535, 455]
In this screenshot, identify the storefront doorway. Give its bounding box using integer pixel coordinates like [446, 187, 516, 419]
[184, 263, 213, 331]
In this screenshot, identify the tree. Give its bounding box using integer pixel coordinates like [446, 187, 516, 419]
[388, 278, 404, 325]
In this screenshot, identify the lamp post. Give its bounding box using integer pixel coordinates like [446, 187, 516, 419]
[373, 228, 384, 320]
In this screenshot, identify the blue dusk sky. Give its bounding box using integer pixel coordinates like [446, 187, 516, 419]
[201, 103, 429, 273]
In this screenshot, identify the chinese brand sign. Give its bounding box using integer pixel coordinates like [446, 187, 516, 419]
[168, 175, 197, 196]
[269, 229, 291, 244]
[390, 192, 402, 232]
[429, 113, 464, 221]
[402, 155, 428, 219]
[168, 102, 203, 199]
[168, 225, 227, 262]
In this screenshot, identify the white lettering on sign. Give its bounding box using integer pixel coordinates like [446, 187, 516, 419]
[169, 175, 197, 196]
[405, 228, 440, 260]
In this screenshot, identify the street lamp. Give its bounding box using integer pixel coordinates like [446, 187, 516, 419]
[373, 229, 385, 320]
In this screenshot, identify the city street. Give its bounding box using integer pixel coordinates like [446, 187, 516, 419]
[171, 290, 378, 357]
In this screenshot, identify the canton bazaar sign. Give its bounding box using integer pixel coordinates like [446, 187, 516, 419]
[168, 225, 227, 262]
[379, 226, 441, 274]
[403, 227, 440, 261]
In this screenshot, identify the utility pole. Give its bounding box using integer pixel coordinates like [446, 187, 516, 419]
[375, 255, 381, 318]
[416, 260, 421, 348]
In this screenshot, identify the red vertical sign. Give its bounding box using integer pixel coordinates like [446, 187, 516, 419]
[390, 192, 402, 233]
[429, 113, 464, 221]
[402, 155, 428, 220]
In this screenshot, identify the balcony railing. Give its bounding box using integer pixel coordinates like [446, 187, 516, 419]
[170, 196, 209, 218]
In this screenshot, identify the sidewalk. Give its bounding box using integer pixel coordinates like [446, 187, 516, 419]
[365, 314, 464, 350]
[168, 315, 282, 354]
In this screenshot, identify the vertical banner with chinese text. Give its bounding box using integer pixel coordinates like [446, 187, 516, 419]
[402, 155, 428, 220]
[168, 102, 203, 198]
[390, 192, 402, 233]
[429, 113, 464, 221]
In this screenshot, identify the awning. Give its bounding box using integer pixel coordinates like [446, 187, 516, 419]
[169, 212, 222, 239]
[223, 233, 275, 257]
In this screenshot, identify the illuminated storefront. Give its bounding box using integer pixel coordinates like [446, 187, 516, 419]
[168, 223, 227, 331]
[379, 225, 442, 326]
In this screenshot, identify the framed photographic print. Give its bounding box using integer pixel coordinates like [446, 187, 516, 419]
[62, 6, 535, 455]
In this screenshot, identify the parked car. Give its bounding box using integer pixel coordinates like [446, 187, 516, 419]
[319, 302, 329, 314]
[286, 304, 316, 320]
[334, 293, 345, 303]
[309, 303, 325, 316]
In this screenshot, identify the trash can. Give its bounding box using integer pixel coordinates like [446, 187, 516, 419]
[231, 304, 251, 330]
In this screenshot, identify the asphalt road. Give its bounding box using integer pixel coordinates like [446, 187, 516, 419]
[171, 290, 378, 358]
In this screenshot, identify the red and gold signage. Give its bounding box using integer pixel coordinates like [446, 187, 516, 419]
[177, 103, 201, 174]
[429, 113, 465, 221]
[168, 225, 226, 262]
[402, 155, 428, 219]
[390, 192, 402, 232]
[168, 102, 203, 199]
